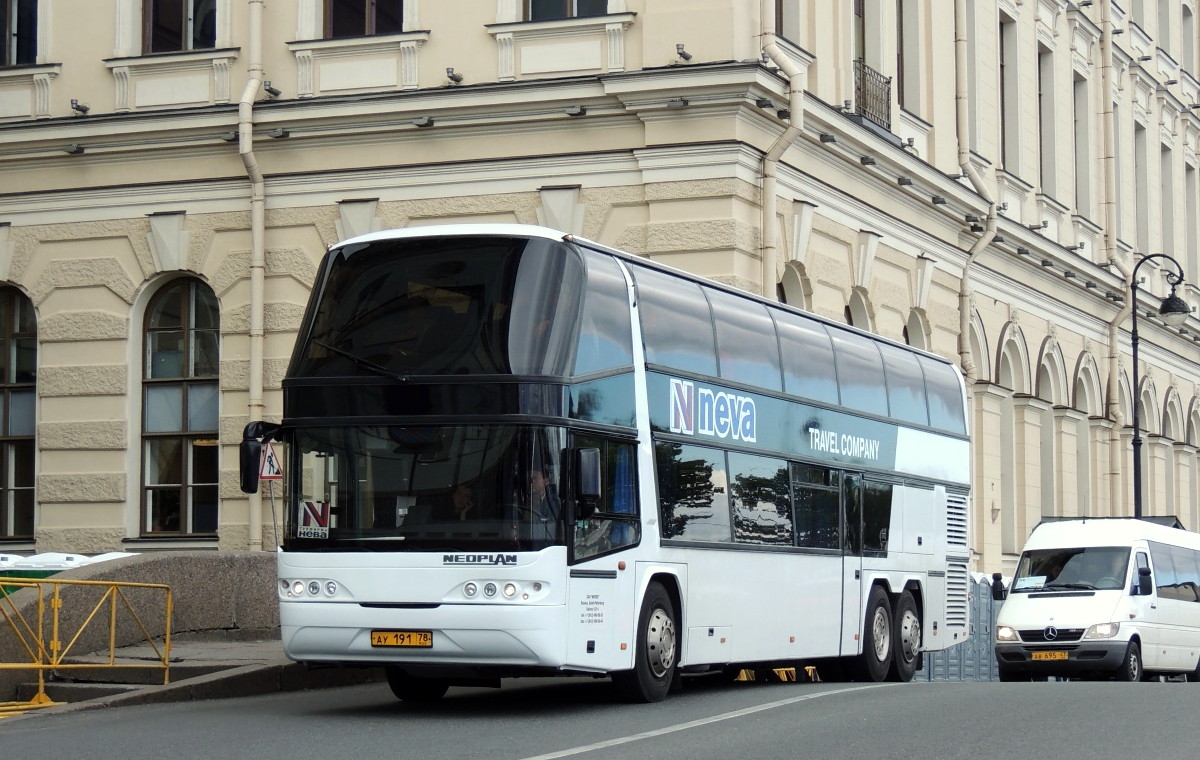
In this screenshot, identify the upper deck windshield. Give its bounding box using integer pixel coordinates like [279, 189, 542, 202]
[1011, 546, 1130, 592]
[291, 235, 585, 378]
[284, 424, 567, 552]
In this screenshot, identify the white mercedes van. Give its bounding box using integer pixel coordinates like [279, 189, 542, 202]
[992, 517, 1200, 682]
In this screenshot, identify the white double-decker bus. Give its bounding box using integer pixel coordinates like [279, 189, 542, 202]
[240, 224, 972, 702]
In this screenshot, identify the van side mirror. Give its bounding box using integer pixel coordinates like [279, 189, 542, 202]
[1137, 566, 1154, 596]
[574, 447, 601, 519]
[991, 572, 1008, 601]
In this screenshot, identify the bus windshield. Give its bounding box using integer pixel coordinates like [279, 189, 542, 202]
[284, 424, 567, 552]
[1011, 546, 1130, 592]
[291, 235, 584, 378]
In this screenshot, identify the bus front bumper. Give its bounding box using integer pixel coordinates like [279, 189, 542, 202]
[279, 600, 570, 670]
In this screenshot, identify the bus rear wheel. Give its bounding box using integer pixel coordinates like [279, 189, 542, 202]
[385, 667, 450, 702]
[889, 590, 921, 682]
[853, 585, 893, 682]
[613, 582, 677, 702]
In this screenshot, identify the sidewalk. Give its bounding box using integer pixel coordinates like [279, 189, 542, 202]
[12, 633, 384, 717]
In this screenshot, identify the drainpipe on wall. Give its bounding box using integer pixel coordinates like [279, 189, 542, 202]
[954, 0, 996, 385]
[759, 1, 806, 300]
[239, 0, 267, 550]
[1098, 0, 1130, 517]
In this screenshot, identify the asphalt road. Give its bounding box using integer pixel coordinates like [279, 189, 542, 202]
[3, 674, 1198, 760]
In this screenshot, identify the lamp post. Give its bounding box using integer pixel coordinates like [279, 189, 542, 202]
[1129, 253, 1190, 519]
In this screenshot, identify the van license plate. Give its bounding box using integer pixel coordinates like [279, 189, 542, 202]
[370, 630, 432, 647]
[1031, 651, 1067, 661]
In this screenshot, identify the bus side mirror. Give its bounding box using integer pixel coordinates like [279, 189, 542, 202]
[1137, 566, 1154, 596]
[239, 421, 280, 494]
[574, 447, 601, 519]
[991, 572, 1007, 601]
[240, 437, 262, 494]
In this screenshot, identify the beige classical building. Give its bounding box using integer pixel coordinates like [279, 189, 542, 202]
[1, 0, 1198, 574]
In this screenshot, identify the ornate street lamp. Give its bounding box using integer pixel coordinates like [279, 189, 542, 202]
[1129, 253, 1190, 519]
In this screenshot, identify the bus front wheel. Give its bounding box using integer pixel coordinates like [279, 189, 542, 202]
[854, 585, 893, 682]
[385, 667, 450, 702]
[613, 582, 678, 702]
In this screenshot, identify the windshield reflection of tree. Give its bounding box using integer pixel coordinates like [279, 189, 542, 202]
[657, 442, 727, 540]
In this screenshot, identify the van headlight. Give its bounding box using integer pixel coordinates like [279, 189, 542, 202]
[1083, 622, 1120, 639]
[996, 625, 1019, 642]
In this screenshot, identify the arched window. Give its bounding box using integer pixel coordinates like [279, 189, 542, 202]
[0, 287, 35, 540]
[142, 279, 219, 535]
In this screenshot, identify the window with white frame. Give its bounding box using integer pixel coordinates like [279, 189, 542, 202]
[527, 0, 606, 21]
[144, 0, 216, 53]
[2, 0, 35, 65]
[0, 287, 34, 540]
[142, 279, 220, 536]
[325, 0, 403, 38]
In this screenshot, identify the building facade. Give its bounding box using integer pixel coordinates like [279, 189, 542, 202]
[0, 0, 1198, 573]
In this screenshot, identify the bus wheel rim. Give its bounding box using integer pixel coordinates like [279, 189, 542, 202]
[646, 607, 677, 678]
[899, 609, 920, 662]
[872, 606, 890, 660]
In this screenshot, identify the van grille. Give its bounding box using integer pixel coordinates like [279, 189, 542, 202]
[1019, 628, 1084, 643]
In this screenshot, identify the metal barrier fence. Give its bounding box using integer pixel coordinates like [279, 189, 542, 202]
[0, 577, 173, 713]
[917, 575, 1000, 682]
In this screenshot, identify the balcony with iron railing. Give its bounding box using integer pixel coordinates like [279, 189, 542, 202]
[853, 58, 892, 132]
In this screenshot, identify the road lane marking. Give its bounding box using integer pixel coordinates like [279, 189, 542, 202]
[517, 683, 897, 760]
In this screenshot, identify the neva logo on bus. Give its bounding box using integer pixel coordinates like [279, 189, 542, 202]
[297, 501, 330, 539]
[669, 378, 756, 442]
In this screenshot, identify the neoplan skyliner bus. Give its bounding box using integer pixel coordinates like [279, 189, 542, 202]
[240, 224, 972, 702]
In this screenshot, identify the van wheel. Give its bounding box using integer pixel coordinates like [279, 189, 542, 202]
[888, 591, 921, 682]
[853, 585, 893, 682]
[1113, 641, 1142, 682]
[385, 667, 450, 702]
[612, 582, 677, 702]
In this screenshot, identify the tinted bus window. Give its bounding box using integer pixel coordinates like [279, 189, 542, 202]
[573, 251, 634, 376]
[792, 462, 838, 550]
[776, 312, 839, 404]
[293, 236, 584, 377]
[878, 343, 929, 427]
[656, 441, 730, 542]
[709, 290, 782, 391]
[828, 327, 888, 416]
[633, 266, 718, 377]
[862, 480, 893, 556]
[921, 355, 967, 435]
[728, 452, 791, 545]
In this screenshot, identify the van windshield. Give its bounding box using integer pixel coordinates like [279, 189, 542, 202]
[1011, 547, 1130, 592]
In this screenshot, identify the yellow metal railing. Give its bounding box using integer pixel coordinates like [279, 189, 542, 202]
[0, 577, 173, 715]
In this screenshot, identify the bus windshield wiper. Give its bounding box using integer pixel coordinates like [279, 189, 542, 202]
[312, 340, 407, 382]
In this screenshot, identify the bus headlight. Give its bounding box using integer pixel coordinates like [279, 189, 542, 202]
[1084, 622, 1120, 639]
[996, 625, 1018, 642]
[291, 580, 305, 597]
[483, 582, 498, 598]
[463, 582, 478, 598]
[324, 581, 338, 596]
[503, 583, 517, 598]
[308, 581, 321, 596]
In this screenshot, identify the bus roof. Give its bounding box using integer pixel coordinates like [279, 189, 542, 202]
[334, 223, 568, 248]
[1024, 517, 1199, 551]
